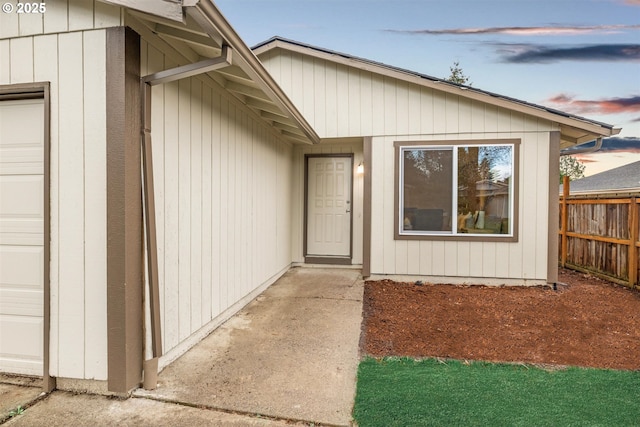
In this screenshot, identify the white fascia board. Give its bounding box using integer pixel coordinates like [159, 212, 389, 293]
[98, 0, 183, 22]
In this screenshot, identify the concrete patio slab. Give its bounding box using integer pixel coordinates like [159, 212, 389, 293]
[136, 267, 364, 426]
[2, 267, 364, 427]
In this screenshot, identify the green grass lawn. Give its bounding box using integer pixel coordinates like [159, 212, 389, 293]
[354, 357, 640, 427]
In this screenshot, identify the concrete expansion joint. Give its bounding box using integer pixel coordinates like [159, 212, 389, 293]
[293, 296, 363, 303]
[129, 393, 346, 427]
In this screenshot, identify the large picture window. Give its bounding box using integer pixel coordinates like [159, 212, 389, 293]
[396, 140, 518, 240]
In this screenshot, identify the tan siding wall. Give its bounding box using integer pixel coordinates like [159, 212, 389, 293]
[371, 127, 556, 283]
[262, 48, 559, 283]
[290, 141, 364, 264]
[141, 41, 294, 359]
[0, 0, 121, 40]
[1, 29, 109, 379]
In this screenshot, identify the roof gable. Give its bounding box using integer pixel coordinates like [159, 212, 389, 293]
[254, 37, 619, 148]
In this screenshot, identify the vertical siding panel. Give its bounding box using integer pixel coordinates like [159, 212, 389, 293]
[0, 40, 9, 83]
[94, 1, 122, 28]
[418, 241, 433, 275]
[359, 72, 373, 135]
[395, 80, 409, 135]
[471, 100, 485, 132]
[511, 111, 524, 131]
[481, 242, 497, 277]
[444, 241, 457, 276]
[406, 241, 420, 273]
[227, 106, 237, 302]
[371, 74, 384, 136]
[370, 139, 384, 273]
[468, 242, 484, 277]
[459, 97, 472, 133]
[0, 4, 19, 38]
[219, 98, 229, 310]
[18, 10, 44, 37]
[201, 86, 213, 322]
[484, 104, 498, 133]
[290, 53, 304, 121]
[535, 133, 550, 279]
[495, 241, 510, 278]
[313, 58, 326, 136]
[433, 91, 446, 134]
[33, 33, 58, 373]
[325, 61, 337, 137]
[382, 141, 395, 273]
[177, 78, 191, 340]
[163, 74, 180, 350]
[457, 241, 470, 277]
[445, 93, 459, 134]
[302, 56, 314, 127]
[420, 87, 434, 133]
[497, 107, 512, 133]
[82, 30, 107, 380]
[279, 51, 291, 97]
[211, 90, 221, 317]
[407, 85, 421, 135]
[383, 79, 395, 136]
[348, 68, 361, 136]
[9, 37, 33, 83]
[395, 241, 408, 274]
[519, 134, 537, 278]
[336, 64, 349, 136]
[190, 79, 202, 331]
[432, 241, 445, 275]
[57, 32, 84, 378]
[43, 0, 69, 35]
[68, 0, 94, 32]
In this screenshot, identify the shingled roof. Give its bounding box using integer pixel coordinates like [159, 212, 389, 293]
[566, 160, 640, 194]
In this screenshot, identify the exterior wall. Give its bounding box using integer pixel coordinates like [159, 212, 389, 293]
[0, 0, 121, 40]
[141, 41, 294, 362]
[371, 131, 552, 284]
[261, 48, 559, 283]
[291, 140, 364, 264]
[0, 28, 111, 380]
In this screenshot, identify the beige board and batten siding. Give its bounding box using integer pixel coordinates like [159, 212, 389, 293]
[0, 0, 122, 39]
[141, 41, 295, 366]
[0, 27, 118, 381]
[260, 47, 556, 284]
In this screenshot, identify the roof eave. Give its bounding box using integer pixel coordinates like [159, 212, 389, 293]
[187, 3, 320, 144]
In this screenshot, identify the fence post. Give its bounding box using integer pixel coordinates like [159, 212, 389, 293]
[630, 197, 638, 288]
[561, 176, 569, 268]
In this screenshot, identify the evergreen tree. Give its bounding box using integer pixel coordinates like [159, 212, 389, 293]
[446, 61, 472, 86]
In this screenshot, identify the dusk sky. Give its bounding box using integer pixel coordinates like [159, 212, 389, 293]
[216, 0, 640, 176]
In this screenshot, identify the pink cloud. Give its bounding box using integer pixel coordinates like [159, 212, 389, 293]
[548, 94, 640, 115]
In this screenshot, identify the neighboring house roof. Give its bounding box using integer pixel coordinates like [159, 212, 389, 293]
[253, 37, 620, 149]
[100, 0, 320, 145]
[564, 160, 640, 195]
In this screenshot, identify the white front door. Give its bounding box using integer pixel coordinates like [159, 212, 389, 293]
[0, 99, 45, 376]
[306, 156, 352, 258]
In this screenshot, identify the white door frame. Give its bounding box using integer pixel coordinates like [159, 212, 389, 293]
[0, 83, 52, 391]
[303, 154, 354, 264]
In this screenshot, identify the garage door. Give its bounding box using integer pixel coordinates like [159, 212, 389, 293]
[0, 98, 45, 376]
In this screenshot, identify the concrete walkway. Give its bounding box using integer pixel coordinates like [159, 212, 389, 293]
[1, 267, 364, 427]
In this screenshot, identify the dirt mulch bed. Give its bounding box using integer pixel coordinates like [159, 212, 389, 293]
[361, 269, 640, 370]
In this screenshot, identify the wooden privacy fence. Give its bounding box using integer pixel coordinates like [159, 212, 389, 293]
[559, 177, 640, 288]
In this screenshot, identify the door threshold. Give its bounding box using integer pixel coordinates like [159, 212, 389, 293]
[304, 256, 352, 265]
